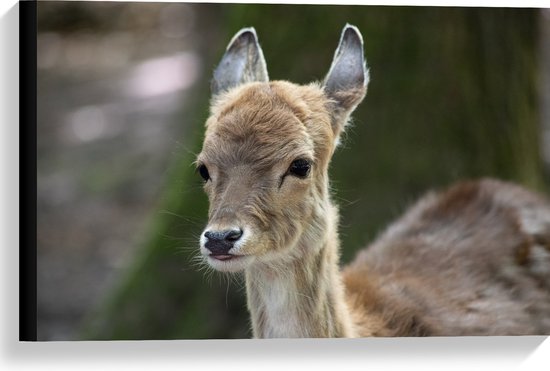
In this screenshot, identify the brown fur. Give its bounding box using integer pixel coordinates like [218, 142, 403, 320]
[344, 179, 550, 336]
[198, 27, 550, 338]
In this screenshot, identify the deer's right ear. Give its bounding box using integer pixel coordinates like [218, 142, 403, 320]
[211, 27, 269, 97]
[323, 25, 369, 137]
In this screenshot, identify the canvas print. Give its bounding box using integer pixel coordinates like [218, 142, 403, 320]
[35, 1, 550, 340]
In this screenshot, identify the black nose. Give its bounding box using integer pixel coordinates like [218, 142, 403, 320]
[204, 229, 243, 255]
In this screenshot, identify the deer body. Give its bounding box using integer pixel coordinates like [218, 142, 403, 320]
[344, 179, 550, 336]
[197, 26, 550, 338]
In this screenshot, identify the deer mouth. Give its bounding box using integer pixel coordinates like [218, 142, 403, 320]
[209, 254, 237, 261]
[206, 253, 253, 272]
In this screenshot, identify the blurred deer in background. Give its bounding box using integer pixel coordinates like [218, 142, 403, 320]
[196, 25, 550, 338]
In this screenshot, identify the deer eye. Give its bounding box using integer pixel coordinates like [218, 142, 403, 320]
[288, 159, 311, 178]
[197, 164, 210, 182]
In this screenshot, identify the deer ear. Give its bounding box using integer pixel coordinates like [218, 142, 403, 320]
[211, 27, 269, 96]
[323, 24, 369, 136]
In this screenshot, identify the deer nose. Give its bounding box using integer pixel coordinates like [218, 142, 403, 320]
[204, 228, 243, 255]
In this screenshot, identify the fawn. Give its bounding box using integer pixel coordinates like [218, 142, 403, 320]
[196, 25, 550, 338]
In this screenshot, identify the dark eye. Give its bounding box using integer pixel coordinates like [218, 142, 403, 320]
[197, 164, 210, 182]
[288, 159, 311, 178]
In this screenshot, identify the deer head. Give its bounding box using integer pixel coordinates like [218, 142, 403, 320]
[197, 25, 368, 272]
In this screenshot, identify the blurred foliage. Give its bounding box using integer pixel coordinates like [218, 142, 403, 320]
[81, 5, 547, 339]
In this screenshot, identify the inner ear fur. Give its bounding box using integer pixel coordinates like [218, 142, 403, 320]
[323, 24, 369, 136]
[211, 27, 269, 97]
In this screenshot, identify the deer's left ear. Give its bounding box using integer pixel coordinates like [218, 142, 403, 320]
[211, 27, 269, 97]
[323, 24, 369, 137]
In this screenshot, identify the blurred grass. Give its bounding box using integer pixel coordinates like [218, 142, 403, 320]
[81, 5, 547, 339]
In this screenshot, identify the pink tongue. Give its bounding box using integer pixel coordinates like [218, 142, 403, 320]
[212, 255, 233, 261]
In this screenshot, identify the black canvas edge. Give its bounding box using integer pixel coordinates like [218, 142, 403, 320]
[19, 0, 37, 342]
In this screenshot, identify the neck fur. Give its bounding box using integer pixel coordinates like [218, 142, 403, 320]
[244, 203, 357, 338]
